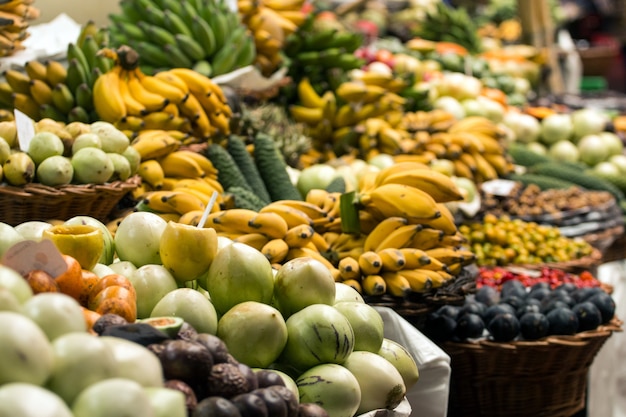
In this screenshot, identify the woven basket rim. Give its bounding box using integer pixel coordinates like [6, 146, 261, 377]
[0, 175, 142, 197]
[514, 247, 603, 272]
[443, 317, 622, 351]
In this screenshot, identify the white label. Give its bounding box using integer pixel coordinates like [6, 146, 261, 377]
[1, 240, 68, 278]
[481, 179, 517, 197]
[14, 109, 36, 152]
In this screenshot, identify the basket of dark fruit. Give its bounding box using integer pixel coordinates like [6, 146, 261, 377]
[424, 273, 621, 417]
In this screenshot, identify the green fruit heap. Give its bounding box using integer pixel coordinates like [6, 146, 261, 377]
[0, 0, 40, 57]
[283, 14, 365, 93]
[414, 1, 482, 55]
[0, 21, 112, 124]
[108, 0, 256, 77]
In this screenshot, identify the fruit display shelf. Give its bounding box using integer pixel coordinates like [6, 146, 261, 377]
[0, 175, 140, 226]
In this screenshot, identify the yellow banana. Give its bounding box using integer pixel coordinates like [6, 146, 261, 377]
[409, 227, 445, 250]
[399, 248, 432, 269]
[377, 248, 406, 272]
[201, 176, 224, 193]
[448, 116, 499, 136]
[261, 238, 290, 263]
[93, 66, 126, 123]
[205, 208, 258, 234]
[358, 251, 383, 276]
[360, 183, 441, 222]
[142, 190, 204, 214]
[416, 203, 458, 235]
[262, 0, 306, 11]
[483, 153, 513, 177]
[337, 256, 360, 281]
[234, 233, 271, 252]
[360, 274, 385, 296]
[289, 105, 323, 125]
[362, 84, 387, 103]
[397, 269, 434, 293]
[45, 60, 68, 87]
[297, 77, 325, 108]
[381, 271, 411, 298]
[283, 224, 315, 248]
[359, 210, 378, 235]
[118, 70, 148, 117]
[137, 159, 165, 189]
[425, 247, 475, 266]
[24, 60, 48, 82]
[473, 151, 499, 181]
[165, 68, 214, 97]
[174, 178, 221, 197]
[156, 212, 181, 223]
[174, 150, 218, 177]
[310, 232, 331, 253]
[158, 151, 206, 178]
[333, 104, 358, 128]
[336, 81, 369, 103]
[341, 278, 363, 293]
[373, 161, 430, 187]
[260, 203, 313, 228]
[116, 115, 146, 131]
[175, 186, 213, 206]
[354, 71, 394, 88]
[381, 169, 464, 203]
[285, 246, 336, 271]
[452, 159, 475, 180]
[420, 255, 447, 272]
[136, 71, 188, 104]
[271, 199, 329, 220]
[127, 69, 168, 112]
[178, 209, 206, 226]
[374, 224, 422, 252]
[28, 78, 53, 106]
[4, 69, 31, 95]
[131, 130, 180, 160]
[248, 212, 290, 239]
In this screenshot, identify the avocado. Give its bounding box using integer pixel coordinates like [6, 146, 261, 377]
[546, 307, 579, 335]
[500, 279, 527, 300]
[474, 285, 500, 306]
[296, 403, 330, 417]
[255, 369, 286, 389]
[572, 302, 602, 332]
[140, 316, 184, 338]
[193, 396, 242, 417]
[204, 363, 250, 399]
[483, 303, 516, 325]
[587, 292, 616, 324]
[164, 379, 198, 415]
[159, 339, 214, 384]
[92, 313, 129, 335]
[519, 312, 549, 340]
[231, 392, 269, 417]
[455, 313, 485, 340]
[487, 313, 520, 342]
[100, 322, 170, 346]
[459, 301, 487, 318]
[251, 388, 288, 417]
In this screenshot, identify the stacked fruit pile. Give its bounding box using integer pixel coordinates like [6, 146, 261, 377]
[0, 118, 138, 187]
[108, 0, 256, 76]
[0, 0, 40, 57]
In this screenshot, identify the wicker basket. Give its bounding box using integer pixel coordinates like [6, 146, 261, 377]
[444, 318, 622, 417]
[364, 264, 478, 330]
[0, 176, 141, 226]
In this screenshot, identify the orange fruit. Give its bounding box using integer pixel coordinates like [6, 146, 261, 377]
[24, 270, 60, 294]
[88, 274, 136, 306]
[77, 270, 101, 307]
[89, 285, 137, 323]
[54, 255, 84, 302]
[81, 306, 102, 335]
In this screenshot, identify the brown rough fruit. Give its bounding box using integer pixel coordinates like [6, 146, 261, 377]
[164, 379, 198, 415]
[205, 362, 250, 399]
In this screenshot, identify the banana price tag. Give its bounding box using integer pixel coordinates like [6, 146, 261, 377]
[14, 109, 36, 152]
[1, 239, 68, 278]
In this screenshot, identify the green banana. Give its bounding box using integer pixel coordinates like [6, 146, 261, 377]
[89, 67, 103, 90]
[233, 33, 256, 69]
[301, 28, 337, 52]
[66, 58, 89, 93]
[51, 83, 75, 114]
[140, 21, 177, 45]
[67, 43, 90, 79]
[211, 26, 247, 75]
[111, 18, 148, 41]
[191, 16, 216, 57]
[80, 35, 100, 70]
[144, 5, 167, 27]
[118, 0, 144, 22]
[163, 10, 193, 38]
[39, 103, 67, 122]
[153, 0, 183, 16]
[135, 41, 171, 67]
[68, 106, 91, 123]
[75, 83, 94, 111]
[174, 33, 205, 61]
[163, 43, 193, 68]
[93, 54, 114, 74]
[178, 0, 200, 28]
[202, 4, 228, 49]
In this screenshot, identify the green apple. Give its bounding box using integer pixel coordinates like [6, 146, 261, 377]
[0, 383, 72, 417]
[296, 363, 361, 417]
[144, 387, 187, 417]
[0, 312, 54, 386]
[100, 336, 164, 387]
[0, 264, 33, 304]
[46, 332, 117, 404]
[72, 378, 155, 417]
[217, 301, 288, 368]
[150, 288, 218, 335]
[108, 260, 137, 277]
[22, 293, 87, 340]
[129, 264, 178, 319]
[333, 301, 384, 353]
[0, 287, 22, 312]
[334, 282, 365, 304]
[273, 257, 336, 318]
[28, 131, 64, 165]
[92, 263, 116, 278]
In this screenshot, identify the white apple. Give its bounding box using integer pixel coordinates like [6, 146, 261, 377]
[72, 378, 155, 417]
[0, 222, 26, 258]
[115, 212, 167, 267]
[150, 288, 218, 335]
[22, 293, 87, 340]
[92, 263, 116, 278]
[0, 383, 72, 417]
[144, 387, 187, 417]
[0, 264, 33, 304]
[128, 264, 178, 319]
[108, 260, 137, 277]
[47, 332, 118, 404]
[0, 312, 54, 386]
[14, 221, 53, 242]
[100, 336, 164, 387]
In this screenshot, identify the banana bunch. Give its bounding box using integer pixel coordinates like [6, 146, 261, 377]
[108, 0, 256, 77]
[134, 148, 225, 222]
[0, 21, 112, 123]
[283, 20, 365, 91]
[290, 75, 408, 156]
[238, 0, 309, 76]
[0, 0, 39, 57]
[93, 46, 232, 141]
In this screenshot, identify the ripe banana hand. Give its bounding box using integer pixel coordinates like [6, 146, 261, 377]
[261, 238, 290, 263]
[338, 256, 360, 281]
[377, 248, 406, 272]
[361, 274, 386, 296]
[358, 251, 383, 276]
[283, 224, 315, 248]
[381, 169, 464, 203]
[259, 203, 314, 229]
[137, 159, 165, 189]
[363, 216, 408, 252]
[233, 233, 271, 252]
[359, 184, 441, 223]
[375, 224, 423, 252]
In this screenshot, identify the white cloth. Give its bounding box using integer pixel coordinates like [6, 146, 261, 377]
[588, 260, 626, 417]
[375, 307, 451, 417]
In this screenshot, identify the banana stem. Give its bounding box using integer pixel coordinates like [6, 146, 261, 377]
[198, 190, 219, 228]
